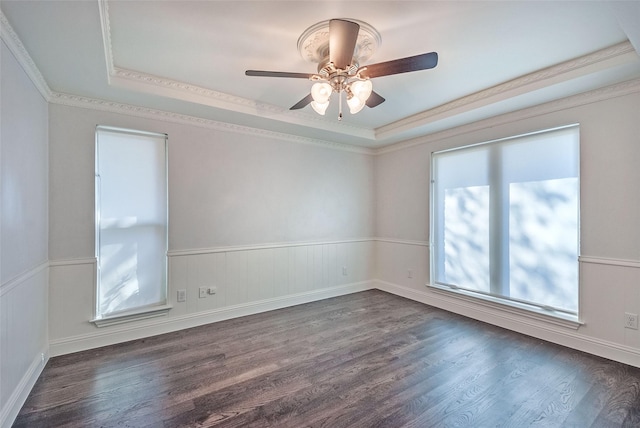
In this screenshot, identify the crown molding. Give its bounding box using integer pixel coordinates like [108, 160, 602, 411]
[98, 0, 374, 141]
[0, 10, 52, 101]
[108, 66, 374, 140]
[101, 11, 637, 147]
[5, 3, 639, 156]
[375, 77, 640, 155]
[376, 41, 638, 141]
[97, 0, 114, 83]
[2, 4, 371, 155]
[48, 92, 373, 155]
[110, 71, 376, 139]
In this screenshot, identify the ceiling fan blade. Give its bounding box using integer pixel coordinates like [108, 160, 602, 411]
[329, 19, 360, 70]
[246, 70, 315, 79]
[290, 93, 313, 110]
[366, 91, 385, 108]
[358, 52, 438, 79]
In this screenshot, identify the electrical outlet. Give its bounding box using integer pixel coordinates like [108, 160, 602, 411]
[199, 287, 207, 298]
[625, 312, 638, 330]
[407, 269, 413, 278]
[342, 266, 348, 276]
[177, 289, 186, 302]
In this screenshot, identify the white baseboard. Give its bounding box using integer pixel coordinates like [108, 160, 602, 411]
[50, 281, 374, 356]
[1, 347, 48, 428]
[374, 279, 640, 368]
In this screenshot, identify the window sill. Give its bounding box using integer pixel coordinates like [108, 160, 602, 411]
[91, 304, 173, 328]
[428, 283, 582, 330]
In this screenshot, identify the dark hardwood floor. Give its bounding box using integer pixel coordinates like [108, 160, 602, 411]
[14, 290, 640, 427]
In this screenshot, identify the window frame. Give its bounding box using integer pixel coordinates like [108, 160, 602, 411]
[429, 124, 581, 326]
[92, 126, 171, 327]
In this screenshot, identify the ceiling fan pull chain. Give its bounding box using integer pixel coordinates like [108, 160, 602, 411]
[338, 89, 343, 121]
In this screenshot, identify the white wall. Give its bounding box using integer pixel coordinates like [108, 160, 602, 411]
[47, 104, 375, 355]
[0, 40, 49, 427]
[374, 88, 640, 367]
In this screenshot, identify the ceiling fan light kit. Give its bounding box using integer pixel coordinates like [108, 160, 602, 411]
[246, 18, 438, 121]
[347, 79, 373, 114]
[311, 99, 330, 115]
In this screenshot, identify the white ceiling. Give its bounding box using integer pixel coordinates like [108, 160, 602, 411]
[2, 1, 640, 149]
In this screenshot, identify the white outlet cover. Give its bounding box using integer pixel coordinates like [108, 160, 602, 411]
[625, 312, 639, 330]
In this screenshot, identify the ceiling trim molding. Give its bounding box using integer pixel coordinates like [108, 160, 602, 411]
[375, 41, 638, 141]
[2, 5, 371, 155]
[48, 91, 374, 155]
[0, 10, 52, 101]
[375, 77, 640, 155]
[109, 66, 375, 140]
[98, 0, 374, 140]
[5, 3, 637, 157]
[97, 0, 114, 83]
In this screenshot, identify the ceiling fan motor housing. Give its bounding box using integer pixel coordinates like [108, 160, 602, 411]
[298, 19, 381, 65]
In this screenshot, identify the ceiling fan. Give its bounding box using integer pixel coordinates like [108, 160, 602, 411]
[246, 18, 438, 120]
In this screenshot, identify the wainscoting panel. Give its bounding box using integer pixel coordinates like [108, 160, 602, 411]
[0, 262, 49, 428]
[170, 240, 373, 311]
[49, 240, 374, 356]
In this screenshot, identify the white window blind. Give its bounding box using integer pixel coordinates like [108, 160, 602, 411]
[431, 125, 579, 317]
[95, 127, 168, 320]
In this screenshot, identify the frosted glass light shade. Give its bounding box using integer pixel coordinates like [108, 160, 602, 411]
[311, 100, 329, 115]
[311, 82, 332, 103]
[350, 79, 373, 102]
[347, 96, 366, 114]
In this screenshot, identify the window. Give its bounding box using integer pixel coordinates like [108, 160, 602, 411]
[94, 127, 168, 324]
[431, 125, 579, 319]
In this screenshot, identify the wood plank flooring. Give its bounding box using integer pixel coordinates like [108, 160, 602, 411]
[14, 290, 640, 427]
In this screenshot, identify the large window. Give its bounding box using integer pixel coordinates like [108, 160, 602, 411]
[94, 127, 168, 323]
[431, 125, 579, 319]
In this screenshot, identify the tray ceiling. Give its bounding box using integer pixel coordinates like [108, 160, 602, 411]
[2, 1, 639, 148]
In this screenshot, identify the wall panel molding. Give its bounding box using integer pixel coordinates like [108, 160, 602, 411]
[167, 238, 375, 257]
[372, 237, 430, 247]
[0, 261, 48, 296]
[579, 255, 640, 269]
[49, 257, 97, 267]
